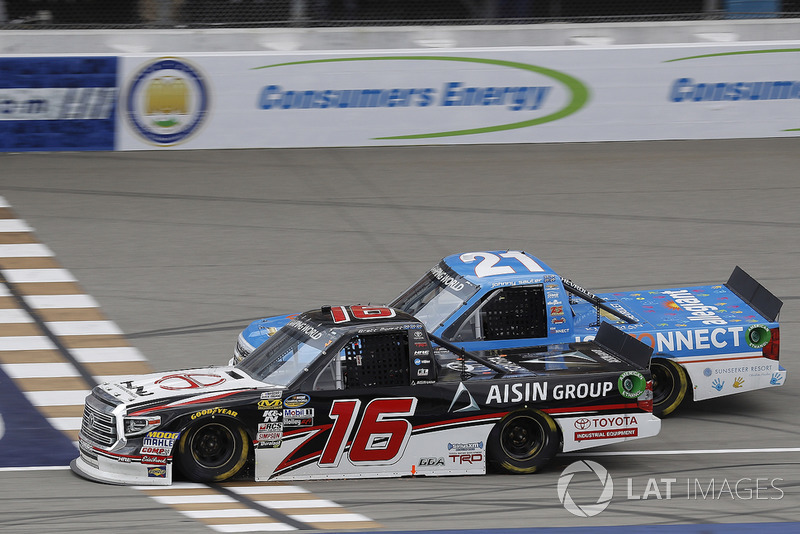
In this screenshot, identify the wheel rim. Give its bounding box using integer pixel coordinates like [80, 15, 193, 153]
[651, 361, 674, 406]
[500, 415, 546, 460]
[190, 423, 236, 469]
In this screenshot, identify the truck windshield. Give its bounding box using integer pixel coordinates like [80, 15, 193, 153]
[236, 321, 335, 386]
[390, 263, 479, 330]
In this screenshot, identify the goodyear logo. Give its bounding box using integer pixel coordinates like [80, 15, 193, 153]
[252, 56, 590, 139]
[125, 57, 209, 146]
[191, 407, 238, 420]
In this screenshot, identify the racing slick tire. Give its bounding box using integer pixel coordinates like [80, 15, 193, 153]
[488, 410, 559, 474]
[651, 357, 689, 418]
[176, 420, 250, 482]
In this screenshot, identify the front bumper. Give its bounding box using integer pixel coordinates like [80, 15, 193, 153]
[557, 411, 662, 453]
[71, 451, 174, 486]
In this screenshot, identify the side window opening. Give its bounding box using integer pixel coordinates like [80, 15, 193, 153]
[448, 286, 547, 341]
[312, 354, 344, 391]
[342, 332, 410, 389]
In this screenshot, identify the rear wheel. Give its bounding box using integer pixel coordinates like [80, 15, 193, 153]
[176, 420, 250, 482]
[488, 410, 559, 474]
[651, 358, 689, 417]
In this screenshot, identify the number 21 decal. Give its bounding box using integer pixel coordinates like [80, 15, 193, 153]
[319, 397, 417, 467]
[459, 251, 544, 278]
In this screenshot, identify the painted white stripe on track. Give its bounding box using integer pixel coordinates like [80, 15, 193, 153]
[132, 482, 208, 490]
[0, 309, 33, 323]
[209, 525, 296, 533]
[289, 513, 372, 523]
[0, 336, 57, 351]
[0, 285, 9, 297]
[151, 495, 239, 505]
[2, 362, 80, 378]
[46, 320, 122, 336]
[23, 390, 91, 406]
[48, 417, 83, 431]
[227, 486, 309, 495]
[182, 509, 270, 519]
[0, 243, 54, 257]
[0, 196, 9, 208]
[2, 268, 76, 283]
[71, 347, 146, 362]
[0, 219, 33, 232]
[256, 500, 337, 509]
[0, 466, 72, 472]
[24, 294, 99, 309]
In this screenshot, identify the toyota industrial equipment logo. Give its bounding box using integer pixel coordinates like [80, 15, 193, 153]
[574, 417, 591, 430]
[557, 460, 614, 517]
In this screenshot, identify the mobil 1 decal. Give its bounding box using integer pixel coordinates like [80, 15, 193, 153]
[253, 56, 590, 140]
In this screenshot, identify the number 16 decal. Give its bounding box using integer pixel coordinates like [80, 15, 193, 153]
[319, 397, 417, 468]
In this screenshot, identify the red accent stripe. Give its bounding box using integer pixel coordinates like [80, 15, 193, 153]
[129, 390, 247, 416]
[413, 412, 507, 431]
[679, 354, 762, 365]
[282, 424, 330, 438]
[544, 403, 639, 415]
[273, 427, 331, 472]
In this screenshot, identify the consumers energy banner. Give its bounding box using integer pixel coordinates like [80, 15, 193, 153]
[114, 45, 800, 149]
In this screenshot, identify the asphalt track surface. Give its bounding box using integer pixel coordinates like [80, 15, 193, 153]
[0, 139, 798, 533]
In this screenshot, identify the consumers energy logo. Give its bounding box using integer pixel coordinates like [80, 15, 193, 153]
[125, 57, 210, 146]
[557, 460, 614, 517]
[252, 56, 590, 139]
[665, 48, 800, 132]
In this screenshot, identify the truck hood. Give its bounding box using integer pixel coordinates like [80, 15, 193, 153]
[241, 313, 296, 348]
[99, 366, 270, 405]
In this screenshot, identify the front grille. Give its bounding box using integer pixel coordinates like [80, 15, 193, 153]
[80, 394, 118, 447]
[234, 338, 251, 364]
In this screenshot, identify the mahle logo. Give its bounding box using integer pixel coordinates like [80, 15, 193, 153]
[252, 56, 590, 139]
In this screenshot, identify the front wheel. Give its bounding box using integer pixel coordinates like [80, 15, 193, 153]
[176, 420, 250, 482]
[488, 410, 559, 474]
[651, 358, 689, 417]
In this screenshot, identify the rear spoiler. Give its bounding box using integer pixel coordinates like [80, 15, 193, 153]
[725, 266, 783, 322]
[594, 322, 653, 370]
